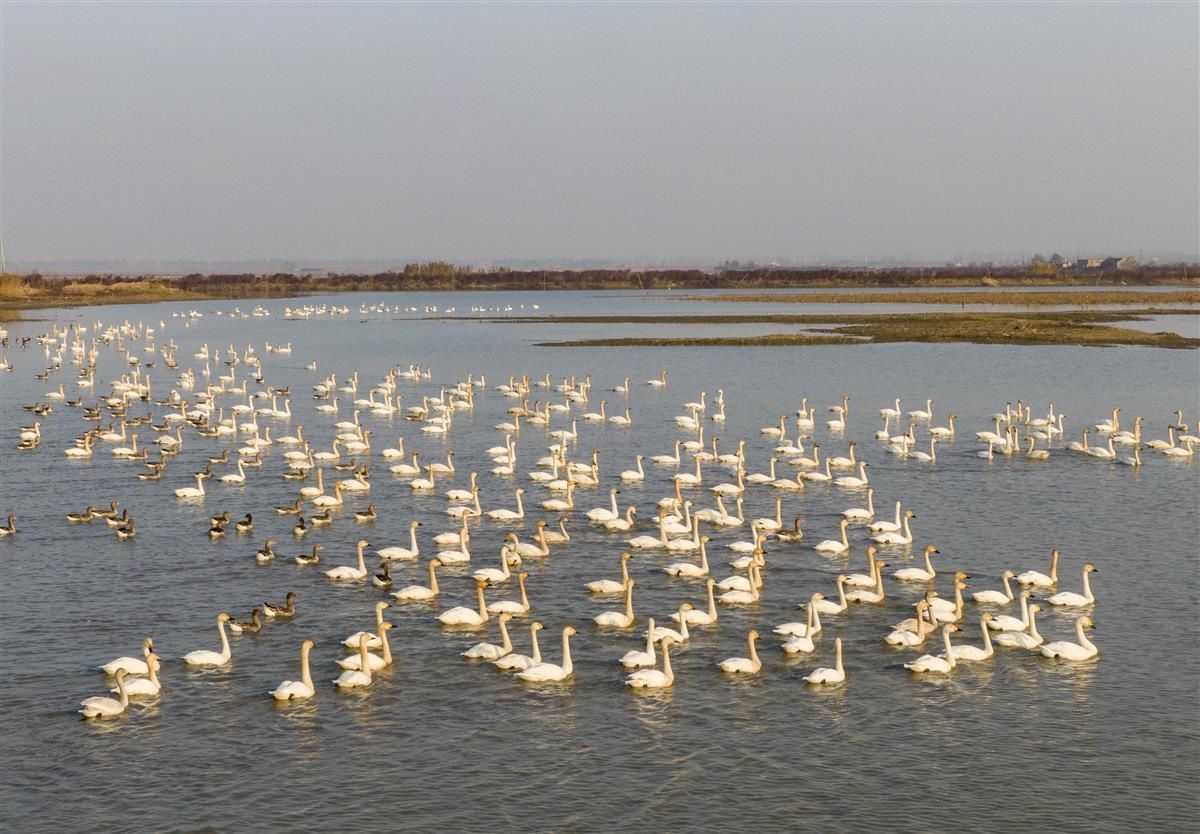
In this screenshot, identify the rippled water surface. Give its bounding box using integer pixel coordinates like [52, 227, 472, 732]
[1, 291, 1197, 832]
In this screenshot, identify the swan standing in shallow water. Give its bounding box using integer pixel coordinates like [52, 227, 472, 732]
[1039, 615, 1098, 660]
[518, 626, 577, 682]
[270, 640, 315, 701]
[1046, 563, 1097, 607]
[183, 613, 232, 666]
[803, 637, 845, 684]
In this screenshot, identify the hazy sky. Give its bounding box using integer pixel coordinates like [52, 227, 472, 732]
[3, 1, 1197, 267]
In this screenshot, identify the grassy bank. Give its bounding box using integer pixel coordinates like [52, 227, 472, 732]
[528, 310, 1200, 349]
[2, 264, 1196, 311]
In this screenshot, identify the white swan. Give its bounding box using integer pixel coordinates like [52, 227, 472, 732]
[774, 594, 824, 637]
[872, 510, 915, 545]
[593, 580, 636, 628]
[780, 603, 820, 654]
[625, 637, 676, 689]
[972, 570, 1016, 604]
[803, 637, 845, 684]
[586, 488, 622, 522]
[473, 545, 514, 585]
[270, 640, 316, 701]
[948, 615, 995, 661]
[343, 602, 390, 648]
[718, 630, 762, 674]
[1046, 563, 1097, 607]
[377, 521, 422, 561]
[892, 545, 939, 581]
[868, 501, 903, 533]
[845, 547, 879, 588]
[333, 635, 374, 689]
[437, 580, 490, 627]
[673, 579, 719, 626]
[325, 539, 370, 580]
[844, 559, 888, 604]
[664, 536, 711, 578]
[337, 623, 394, 671]
[812, 576, 849, 614]
[993, 604, 1045, 649]
[904, 624, 959, 673]
[495, 621, 544, 671]
[586, 552, 632, 594]
[884, 600, 936, 646]
[517, 626, 577, 682]
[620, 618, 660, 669]
[100, 637, 154, 676]
[1016, 548, 1060, 587]
[1039, 615, 1098, 660]
[814, 518, 851, 554]
[462, 614, 514, 660]
[987, 591, 1034, 632]
[487, 488, 526, 521]
[80, 669, 130, 719]
[842, 487, 875, 521]
[182, 613, 232, 666]
[174, 472, 208, 498]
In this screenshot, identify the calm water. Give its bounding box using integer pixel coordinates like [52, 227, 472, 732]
[1, 291, 1197, 833]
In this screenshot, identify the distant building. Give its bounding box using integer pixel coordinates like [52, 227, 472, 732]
[1073, 257, 1121, 270]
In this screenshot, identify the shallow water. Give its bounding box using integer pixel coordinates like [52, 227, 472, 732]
[1, 290, 1197, 832]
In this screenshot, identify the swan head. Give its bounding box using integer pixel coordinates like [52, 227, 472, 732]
[679, 603, 694, 612]
[1084, 563, 1098, 573]
[747, 630, 760, 641]
[811, 593, 825, 602]
[1028, 604, 1042, 614]
[142, 637, 155, 651]
[1080, 616, 1095, 629]
[924, 545, 939, 556]
[564, 626, 578, 637]
[905, 510, 916, 519]
[357, 539, 370, 549]
[980, 614, 993, 625]
[217, 612, 231, 622]
[375, 601, 390, 613]
[1000, 570, 1014, 579]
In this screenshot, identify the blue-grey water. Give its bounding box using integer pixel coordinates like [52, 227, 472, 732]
[1, 290, 1197, 832]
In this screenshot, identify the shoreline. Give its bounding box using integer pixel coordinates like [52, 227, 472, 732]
[2, 265, 1196, 312]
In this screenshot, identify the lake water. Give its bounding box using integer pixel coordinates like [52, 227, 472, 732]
[1, 290, 1197, 832]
